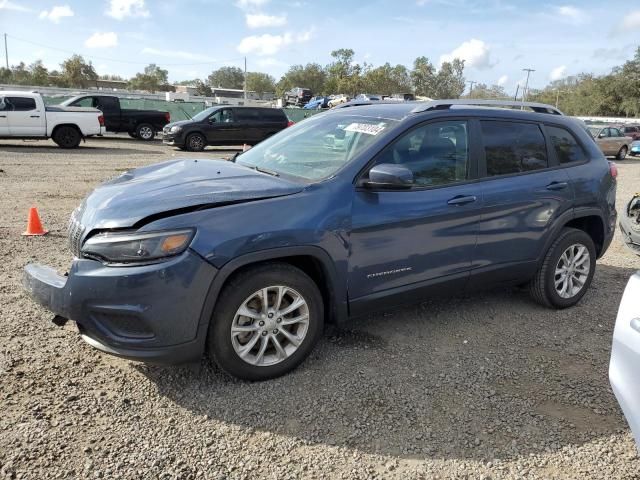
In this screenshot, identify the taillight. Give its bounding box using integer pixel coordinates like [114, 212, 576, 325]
[165, 112, 171, 122]
[287, 120, 294, 127]
[609, 161, 618, 179]
[98, 115, 104, 126]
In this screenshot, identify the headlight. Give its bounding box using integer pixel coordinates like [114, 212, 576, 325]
[170, 125, 182, 133]
[81, 229, 194, 264]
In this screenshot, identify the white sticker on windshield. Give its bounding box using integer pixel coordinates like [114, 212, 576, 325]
[344, 122, 386, 136]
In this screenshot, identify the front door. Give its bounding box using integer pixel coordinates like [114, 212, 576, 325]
[6, 96, 45, 135]
[203, 108, 241, 145]
[348, 119, 481, 314]
[0, 96, 9, 135]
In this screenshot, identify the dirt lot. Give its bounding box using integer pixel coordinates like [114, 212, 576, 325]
[1, 136, 640, 479]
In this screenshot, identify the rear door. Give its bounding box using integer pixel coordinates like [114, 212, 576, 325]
[6, 96, 44, 135]
[469, 119, 574, 287]
[232, 108, 260, 144]
[93, 96, 121, 131]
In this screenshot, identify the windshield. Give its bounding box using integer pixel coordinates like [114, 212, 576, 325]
[191, 107, 219, 122]
[588, 127, 602, 138]
[237, 113, 398, 181]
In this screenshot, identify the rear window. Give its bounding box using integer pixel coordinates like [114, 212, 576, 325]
[481, 121, 548, 176]
[6, 97, 37, 111]
[546, 125, 587, 164]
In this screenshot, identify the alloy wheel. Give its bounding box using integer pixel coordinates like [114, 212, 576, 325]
[231, 286, 310, 366]
[554, 243, 591, 299]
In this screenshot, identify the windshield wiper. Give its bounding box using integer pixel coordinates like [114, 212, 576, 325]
[253, 165, 280, 177]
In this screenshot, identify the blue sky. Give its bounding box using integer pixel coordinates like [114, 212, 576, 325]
[1, 0, 639, 94]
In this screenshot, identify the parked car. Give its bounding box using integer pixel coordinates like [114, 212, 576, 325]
[303, 96, 331, 110]
[23, 100, 616, 380]
[354, 94, 383, 101]
[328, 94, 350, 108]
[611, 193, 640, 451]
[0, 91, 104, 148]
[390, 93, 416, 101]
[587, 126, 631, 159]
[284, 87, 313, 106]
[62, 95, 170, 141]
[162, 106, 291, 151]
[631, 140, 640, 157]
[618, 125, 640, 141]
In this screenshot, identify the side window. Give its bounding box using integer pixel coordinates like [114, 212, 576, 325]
[209, 109, 233, 123]
[72, 97, 94, 108]
[481, 121, 548, 176]
[6, 97, 36, 111]
[610, 127, 622, 137]
[547, 125, 587, 164]
[234, 109, 260, 122]
[374, 120, 469, 187]
[0, 97, 6, 111]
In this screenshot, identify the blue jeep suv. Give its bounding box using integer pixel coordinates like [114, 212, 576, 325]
[23, 100, 617, 380]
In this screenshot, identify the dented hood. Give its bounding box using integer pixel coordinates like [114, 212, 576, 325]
[78, 158, 304, 229]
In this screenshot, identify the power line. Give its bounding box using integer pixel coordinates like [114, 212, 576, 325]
[5, 34, 245, 67]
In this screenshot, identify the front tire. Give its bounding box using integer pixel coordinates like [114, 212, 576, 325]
[617, 146, 628, 160]
[529, 228, 596, 309]
[135, 123, 155, 141]
[52, 126, 81, 149]
[208, 263, 324, 381]
[185, 133, 205, 152]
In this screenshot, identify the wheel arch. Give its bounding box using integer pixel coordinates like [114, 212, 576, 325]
[564, 213, 606, 257]
[196, 246, 347, 352]
[51, 123, 84, 138]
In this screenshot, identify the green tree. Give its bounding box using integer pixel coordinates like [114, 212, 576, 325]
[29, 60, 49, 86]
[128, 63, 169, 92]
[193, 79, 212, 96]
[11, 62, 32, 85]
[411, 56, 437, 98]
[464, 83, 509, 100]
[277, 63, 326, 95]
[0, 67, 11, 83]
[246, 72, 276, 97]
[207, 66, 245, 89]
[60, 55, 98, 88]
[362, 63, 411, 95]
[433, 59, 466, 99]
[324, 49, 363, 95]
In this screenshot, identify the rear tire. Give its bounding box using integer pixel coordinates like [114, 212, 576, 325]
[52, 126, 81, 149]
[135, 123, 155, 141]
[529, 227, 596, 309]
[208, 263, 324, 381]
[185, 133, 205, 152]
[617, 146, 628, 160]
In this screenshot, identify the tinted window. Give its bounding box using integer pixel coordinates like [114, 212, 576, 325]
[96, 97, 119, 110]
[7, 97, 37, 111]
[234, 109, 260, 121]
[481, 121, 548, 176]
[209, 109, 234, 123]
[374, 120, 469, 187]
[72, 97, 94, 108]
[610, 128, 622, 137]
[547, 126, 587, 164]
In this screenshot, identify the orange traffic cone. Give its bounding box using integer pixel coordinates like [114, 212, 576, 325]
[22, 207, 48, 236]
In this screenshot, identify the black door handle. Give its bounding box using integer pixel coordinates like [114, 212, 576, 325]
[546, 181, 568, 191]
[447, 195, 477, 206]
[30, 115, 40, 118]
[0, 115, 6, 118]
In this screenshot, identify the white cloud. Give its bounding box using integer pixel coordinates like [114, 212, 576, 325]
[85, 32, 118, 49]
[497, 75, 508, 86]
[555, 5, 588, 24]
[246, 13, 287, 28]
[106, 0, 149, 20]
[550, 65, 567, 81]
[237, 30, 312, 56]
[256, 57, 287, 68]
[39, 5, 74, 23]
[141, 47, 216, 62]
[440, 39, 494, 70]
[0, 0, 33, 11]
[235, 0, 269, 10]
[621, 11, 640, 31]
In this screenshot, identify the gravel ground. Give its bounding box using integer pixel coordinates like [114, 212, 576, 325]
[1, 136, 640, 479]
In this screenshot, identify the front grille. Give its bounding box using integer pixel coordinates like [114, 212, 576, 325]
[67, 205, 86, 258]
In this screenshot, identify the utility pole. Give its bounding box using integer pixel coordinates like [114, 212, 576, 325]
[522, 68, 535, 103]
[514, 84, 520, 102]
[4, 33, 8, 69]
[467, 80, 476, 96]
[556, 88, 560, 109]
[243, 56, 247, 101]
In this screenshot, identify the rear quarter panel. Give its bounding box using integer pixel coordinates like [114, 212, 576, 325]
[45, 110, 102, 136]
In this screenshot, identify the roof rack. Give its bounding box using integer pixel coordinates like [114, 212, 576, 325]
[410, 99, 564, 116]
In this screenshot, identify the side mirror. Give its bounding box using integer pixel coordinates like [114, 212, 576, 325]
[363, 164, 414, 190]
[598, 133, 606, 138]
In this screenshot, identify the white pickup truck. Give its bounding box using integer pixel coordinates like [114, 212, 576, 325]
[0, 91, 105, 148]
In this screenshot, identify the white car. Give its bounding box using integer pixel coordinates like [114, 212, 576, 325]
[0, 91, 105, 148]
[610, 194, 640, 451]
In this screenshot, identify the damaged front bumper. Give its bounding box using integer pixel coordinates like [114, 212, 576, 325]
[23, 250, 217, 364]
